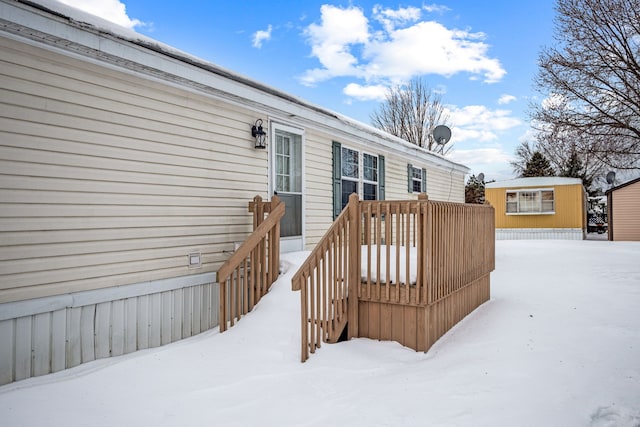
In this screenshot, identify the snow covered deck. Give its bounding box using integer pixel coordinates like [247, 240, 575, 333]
[292, 194, 495, 361]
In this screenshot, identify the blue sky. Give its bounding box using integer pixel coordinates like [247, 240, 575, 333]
[58, 0, 557, 182]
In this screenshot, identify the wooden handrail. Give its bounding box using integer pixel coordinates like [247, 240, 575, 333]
[218, 203, 284, 281]
[218, 196, 284, 332]
[291, 197, 353, 361]
[291, 205, 350, 290]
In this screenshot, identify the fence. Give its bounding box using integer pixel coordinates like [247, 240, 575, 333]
[292, 193, 494, 362]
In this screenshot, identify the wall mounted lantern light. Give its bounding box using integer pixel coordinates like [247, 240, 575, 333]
[251, 119, 267, 149]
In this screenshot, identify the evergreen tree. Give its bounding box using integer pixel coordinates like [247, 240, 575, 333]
[522, 151, 555, 177]
[559, 149, 593, 191]
[560, 149, 583, 177]
[465, 174, 485, 204]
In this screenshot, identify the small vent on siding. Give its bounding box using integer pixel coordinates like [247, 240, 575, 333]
[188, 252, 202, 268]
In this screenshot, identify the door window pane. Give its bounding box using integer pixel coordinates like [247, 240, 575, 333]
[275, 133, 302, 193]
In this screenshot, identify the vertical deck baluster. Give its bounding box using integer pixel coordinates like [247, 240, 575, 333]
[394, 203, 401, 302]
[375, 202, 382, 300]
[405, 203, 411, 304]
[384, 202, 391, 301]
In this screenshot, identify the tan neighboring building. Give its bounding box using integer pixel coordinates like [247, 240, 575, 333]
[606, 177, 640, 241]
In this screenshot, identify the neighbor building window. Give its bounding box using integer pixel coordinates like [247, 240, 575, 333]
[506, 189, 555, 214]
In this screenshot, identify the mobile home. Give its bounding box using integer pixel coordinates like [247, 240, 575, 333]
[0, 0, 469, 384]
[485, 177, 586, 240]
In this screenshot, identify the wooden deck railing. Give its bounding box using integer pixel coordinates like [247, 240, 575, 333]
[292, 193, 495, 362]
[427, 200, 495, 303]
[291, 202, 353, 359]
[218, 195, 284, 332]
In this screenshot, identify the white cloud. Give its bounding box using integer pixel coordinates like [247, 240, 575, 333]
[448, 147, 512, 165]
[448, 147, 515, 181]
[56, 0, 143, 29]
[252, 25, 273, 48]
[301, 5, 506, 88]
[372, 5, 421, 32]
[442, 105, 523, 180]
[300, 5, 369, 85]
[448, 105, 522, 143]
[365, 21, 505, 83]
[343, 83, 388, 101]
[498, 94, 516, 105]
[422, 4, 451, 14]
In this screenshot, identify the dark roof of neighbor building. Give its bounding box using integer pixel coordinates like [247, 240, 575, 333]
[605, 176, 640, 195]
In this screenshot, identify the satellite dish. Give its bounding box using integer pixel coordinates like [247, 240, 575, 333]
[606, 171, 616, 185]
[432, 125, 452, 145]
[432, 125, 451, 154]
[478, 173, 485, 182]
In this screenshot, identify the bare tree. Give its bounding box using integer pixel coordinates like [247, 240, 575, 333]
[512, 136, 606, 192]
[534, 125, 606, 189]
[530, 0, 640, 171]
[371, 78, 452, 153]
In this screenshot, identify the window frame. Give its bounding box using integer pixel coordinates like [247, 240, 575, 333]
[333, 142, 385, 217]
[407, 164, 427, 193]
[362, 152, 379, 201]
[505, 188, 555, 215]
[340, 147, 379, 202]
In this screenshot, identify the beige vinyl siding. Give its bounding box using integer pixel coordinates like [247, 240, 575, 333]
[611, 181, 640, 241]
[302, 128, 465, 249]
[0, 37, 268, 304]
[384, 155, 409, 200]
[385, 155, 464, 203]
[426, 166, 465, 202]
[303, 129, 333, 248]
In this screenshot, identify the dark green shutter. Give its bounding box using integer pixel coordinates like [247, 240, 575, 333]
[422, 168, 427, 193]
[407, 163, 413, 193]
[332, 141, 342, 219]
[378, 155, 385, 200]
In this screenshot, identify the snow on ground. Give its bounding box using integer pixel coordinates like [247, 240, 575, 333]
[1, 240, 639, 426]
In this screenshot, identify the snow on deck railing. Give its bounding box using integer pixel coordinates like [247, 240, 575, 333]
[292, 193, 495, 362]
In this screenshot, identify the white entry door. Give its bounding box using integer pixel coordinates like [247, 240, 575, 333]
[272, 124, 303, 252]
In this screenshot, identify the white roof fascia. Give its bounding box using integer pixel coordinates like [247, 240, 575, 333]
[486, 177, 583, 188]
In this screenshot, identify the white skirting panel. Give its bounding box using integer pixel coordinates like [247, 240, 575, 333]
[0, 273, 218, 386]
[495, 228, 585, 240]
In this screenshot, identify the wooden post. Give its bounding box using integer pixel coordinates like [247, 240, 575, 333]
[417, 193, 428, 304]
[253, 195, 264, 229]
[347, 193, 360, 340]
[270, 195, 281, 284]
